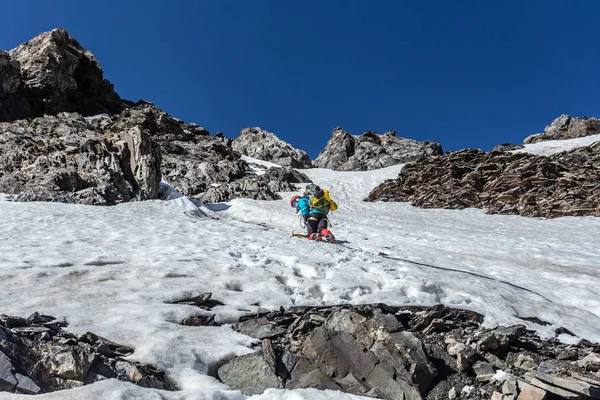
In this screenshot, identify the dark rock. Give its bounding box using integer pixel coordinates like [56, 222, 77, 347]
[520, 373, 579, 399]
[171, 292, 224, 309]
[472, 361, 495, 382]
[181, 315, 219, 327]
[15, 373, 41, 394]
[232, 127, 312, 168]
[366, 143, 600, 218]
[78, 331, 134, 357]
[198, 174, 296, 203]
[217, 351, 283, 395]
[388, 331, 438, 393]
[0, 51, 31, 121]
[494, 325, 527, 344]
[0, 315, 28, 329]
[535, 362, 600, 398]
[0, 351, 17, 392]
[235, 317, 286, 340]
[265, 166, 311, 184]
[365, 364, 423, 400]
[222, 303, 600, 399]
[286, 357, 342, 391]
[302, 327, 378, 380]
[410, 304, 446, 331]
[314, 126, 443, 171]
[492, 143, 523, 152]
[323, 309, 374, 349]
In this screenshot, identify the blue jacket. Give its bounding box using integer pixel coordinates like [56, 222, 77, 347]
[297, 197, 311, 216]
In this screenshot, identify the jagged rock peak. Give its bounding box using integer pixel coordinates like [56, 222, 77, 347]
[314, 126, 443, 171]
[232, 127, 312, 168]
[523, 114, 600, 144]
[0, 28, 127, 122]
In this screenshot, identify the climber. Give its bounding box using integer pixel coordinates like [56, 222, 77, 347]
[290, 184, 338, 242]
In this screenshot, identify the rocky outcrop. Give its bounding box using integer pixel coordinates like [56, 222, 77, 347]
[198, 174, 297, 203]
[0, 28, 127, 122]
[0, 312, 176, 394]
[367, 142, 600, 218]
[264, 166, 311, 184]
[524, 115, 600, 144]
[232, 127, 312, 168]
[0, 111, 162, 204]
[94, 102, 246, 199]
[95, 103, 297, 203]
[314, 127, 443, 171]
[0, 101, 301, 204]
[218, 304, 600, 399]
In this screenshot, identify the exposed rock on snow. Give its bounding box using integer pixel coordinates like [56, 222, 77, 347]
[0, 111, 162, 204]
[232, 127, 312, 168]
[265, 166, 311, 184]
[218, 304, 600, 399]
[524, 115, 600, 144]
[367, 142, 600, 218]
[1, 28, 127, 122]
[95, 104, 301, 203]
[198, 174, 297, 203]
[94, 102, 248, 200]
[0, 100, 301, 204]
[314, 127, 443, 171]
[0, 312, 176, 395]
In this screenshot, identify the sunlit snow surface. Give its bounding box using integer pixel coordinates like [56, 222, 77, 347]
[513, 133, 600, 156]
[0, 137, 599, 399]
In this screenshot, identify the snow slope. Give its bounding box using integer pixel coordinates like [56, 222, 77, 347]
[513, 133, 600, 156]
[0, 138, 599, 399]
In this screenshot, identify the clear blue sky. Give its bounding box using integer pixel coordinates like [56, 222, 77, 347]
[2, 1, 599, 158]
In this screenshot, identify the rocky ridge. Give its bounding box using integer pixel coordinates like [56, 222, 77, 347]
[0, 312, 176, 394]
[0, 100, 306, 204]
[524, 115, 600, 145]
[232, 127, 312, 168]
[314, 127, 443, 171]
[0, 111, 162, 204]
[216, 304, 600, 399]
[1, 28, 127, 122]
[367, 142, 600, 218]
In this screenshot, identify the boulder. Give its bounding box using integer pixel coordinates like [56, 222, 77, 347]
[314, 127, 443, 171]
[232, 127, 312, 168]
[0, 351, 17, 392]
[265, 166, 311, 184]
[217, 351, 283, 395]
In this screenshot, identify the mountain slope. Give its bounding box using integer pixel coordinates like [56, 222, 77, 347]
[0, 136, 599, 399]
